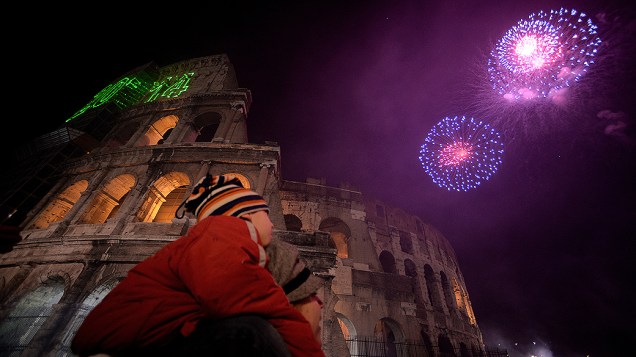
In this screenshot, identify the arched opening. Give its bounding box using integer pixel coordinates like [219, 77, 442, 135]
[30, 180, 88, 229]
[420, 329, 435, 357]
[404, 259, 417, 277]
[438, 334, 456, 357]
[193, 112, 222, 142]
[318, 217, 351, 259]
[440, 272, 455, 311]
[195, 124, 219, 142]
[106, 191, 129, 221]
[136, 172, 190, 222]
[284, 214, 302, 232]
[153, 186, 188, 222]
[79, 174, 135, 224]
[157, 128, 173, 145]
[424, 264, 442, 309]
[60, 278, 121, 354]
[136, 115, 179, 146]
[336, 313, 358, 356]
[379, 251, 397, 274]
[374, 318, 404, 357]
[399, 231, 414, 254]
[405, 259, 425, 306]
[0, 277, 65, 354]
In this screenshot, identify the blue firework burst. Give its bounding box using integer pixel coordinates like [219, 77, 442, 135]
[488, 8, 602, 101]
[419, 116, 504, 192]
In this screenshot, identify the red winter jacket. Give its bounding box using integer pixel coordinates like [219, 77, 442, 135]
[71, 215, 324, 357]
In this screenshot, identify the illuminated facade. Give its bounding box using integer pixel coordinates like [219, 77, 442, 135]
[0, 54, 484, 356]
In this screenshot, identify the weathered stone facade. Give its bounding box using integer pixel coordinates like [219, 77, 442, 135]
[0, 54, 484, 356]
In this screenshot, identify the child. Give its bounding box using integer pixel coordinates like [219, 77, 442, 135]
[71, 174, 324, 357]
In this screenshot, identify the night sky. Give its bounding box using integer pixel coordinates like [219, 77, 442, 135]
[7, 1, 636, 356]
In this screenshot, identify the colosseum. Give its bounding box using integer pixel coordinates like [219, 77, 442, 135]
[0, 54, 485, 356]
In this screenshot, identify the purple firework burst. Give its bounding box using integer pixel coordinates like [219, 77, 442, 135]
[419, 116, 504, 192]
[488, 8, 602, 101]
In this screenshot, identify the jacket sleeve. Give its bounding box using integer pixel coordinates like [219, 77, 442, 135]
[177, 220, 325, 357]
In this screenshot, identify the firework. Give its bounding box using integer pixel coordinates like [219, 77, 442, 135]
[419, 116, 504, 192]
[488, 8, 602, 101]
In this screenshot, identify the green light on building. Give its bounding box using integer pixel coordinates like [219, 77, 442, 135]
[65, 69, 196, 123]
[146, 72, 195, 102]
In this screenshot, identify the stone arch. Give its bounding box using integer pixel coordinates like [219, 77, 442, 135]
[30, 180, 88, 229]
[373, 318, 404, 357]
[229, 172, 253, 189]
[420, 329, 435, 357]
[404, 259, 417, 277]
[336, 312, 359, 356]
[137, 171, 190, 223]
[59, 277, 122, 353]
[404, 259, 425, 306]
[0, 277, 65, 354]
[136, 115, 179, 146]
[205, 172, 253, 190]
[79, 174, 136, 224]
[379, 250, 397, 274]
[438, 334, 456, 357]
[399, 231, 414, 254]
[193, 111, 222, 142]
[440, 271, 455, 311]
[153, 185, 189, 223]
[318, 217, 351, 259]
[424, 264, 442, 309]
[284, 214, 302, 232]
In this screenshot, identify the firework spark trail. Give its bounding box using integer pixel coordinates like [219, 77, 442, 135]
[488, 8, 602, 102]
[419, 116, 504, 192]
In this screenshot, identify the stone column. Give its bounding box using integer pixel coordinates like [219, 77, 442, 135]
[255, 162, 272, 196]
[66, 168, 111, 226]
[219, 106, 245, 143]
[195, 160, 212, 182]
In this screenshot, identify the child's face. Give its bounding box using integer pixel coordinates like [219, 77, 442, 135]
[242, 210, 273, 246]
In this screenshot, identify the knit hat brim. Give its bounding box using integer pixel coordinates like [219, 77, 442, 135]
[287, 273, 324, 303]
[266, 238, 324, 303]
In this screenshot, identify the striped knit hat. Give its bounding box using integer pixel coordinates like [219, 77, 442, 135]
[180, 174, 269, 222]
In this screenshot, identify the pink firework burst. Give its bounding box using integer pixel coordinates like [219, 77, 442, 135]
[488, 8, 602, 101]
[439, 142, 474, 167]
